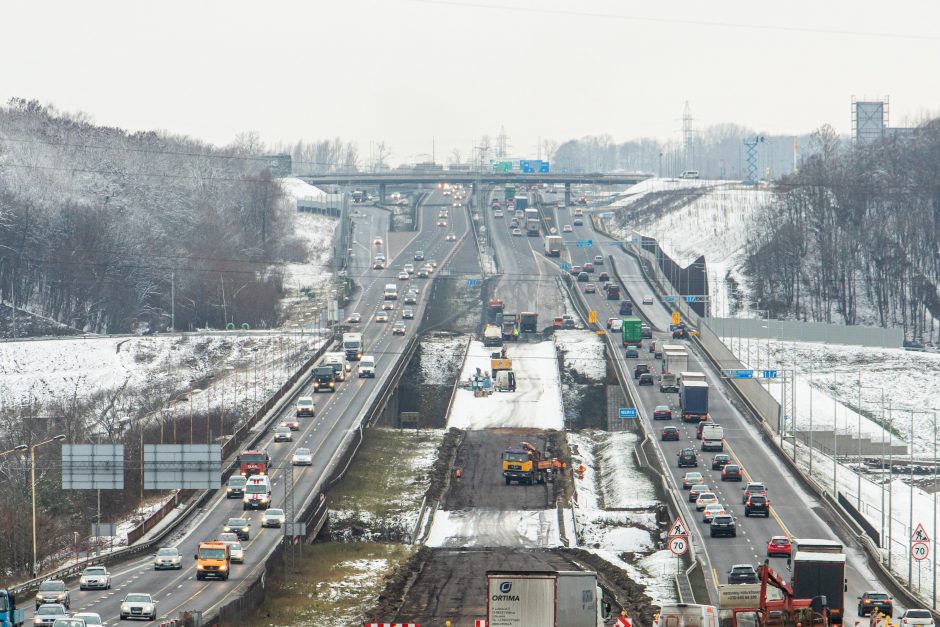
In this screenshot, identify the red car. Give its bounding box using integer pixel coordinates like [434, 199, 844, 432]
[767, 536, 792, 557]
[279, 419, 300, 431]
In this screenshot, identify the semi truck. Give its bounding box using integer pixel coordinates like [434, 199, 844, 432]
[621, 317, 643, 347]
[486, 570, 607, 626]
[312, 365, 337, 392]
[680, 380, 709, 422]
[515, 196, 529, 211]
[519, 312, 539, 334]
[790, 539, 845, 624]
[483, 324, 503, 347]
[0, 589, 25, 627]
[524, 208, 540, 236]
[342, 332, 363, 361]
[505, 185, 516, 202]
[544, 235, 563, 257]
[679, 371, 707, 385]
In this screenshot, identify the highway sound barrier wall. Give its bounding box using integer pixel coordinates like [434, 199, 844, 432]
[706, 316, 902, 349]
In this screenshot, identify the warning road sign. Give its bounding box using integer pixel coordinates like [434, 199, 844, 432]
[669, 536, 689, 555]
[669, 516, 689, 537]
[616, 617, 633, 627]
[912, 542, 930, 561]
[912, 523, 931, 542]
[671, 311, 681, 326]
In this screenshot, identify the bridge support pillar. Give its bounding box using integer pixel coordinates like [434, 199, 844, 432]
[378, 183, 386, 203]
[564, 183, 571, 207]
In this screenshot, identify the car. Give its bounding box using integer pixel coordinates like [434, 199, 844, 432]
[584, 284, 596, 294]
[33, 605, 69, 626]
[610, 319, 623, 332]
[648, 341, 657, 354]
[229, 542, 245, 564]
[52, 619, 89, 627]
[437, 219, 448, 227]
[638, 373, 654, 386]
[678, 448, 698, 467]
[279, 419, 300, 431]
[72, 613, 104, 627]
[711, 515, 738, 538]
[569, 265, 582, 275]
[642, 295, 654, 305]
[654, 350, 663, 359]
[583, 262, 594, 273]
[598, 271, 610, 282]
[577, 272, 590, 283]
[695, 491, 718, 511]
[217, 532, 239, 546]
[416, 268, 429, 278]
[375, 311, 389, 322]
[439, 209, 448, 218]
[262, 508, 286, 528]
[661, 426, 680, 441]
[742, 482, 767, 503]
[766, 536, 792, 557]
[573, 217, 584, 226]
[619, 300, 633, 315]
[347, 312, 361, 323]
[512, 228, 522, 236]
[273, 426, 292, 442]
[402, 294, 416, 305]
[494, 210, 504, 217]
[702, 503, 727, 523]
[727, 565, 757, 584]
[397, 271, 409, 280]
[296, 396, 315, 417]
[119, 593, 157, 621]
[688, 484, 709, 502]
[634, 363, 650, 378]
[673, 327, 689, 339]
[414, 251, 425, 261]
[446, 233, 457, 241]
[402, 308, 415, 319]
[35, 580, 69, 609]
[153, 547, 182, 570]
[722, 464, 743, 481]
[682, 472, 704, 489]
[373, 259, 385, 270]
[744, 495, 770, 517]
[653, 405, 672, 420]
[373, 237, 383, 247]
[292, 447, 313, 466]
[711, 454, 732, 470]
[593, 255, 604, 266]
[625, 346, 638, 358]
[897, 608, 933, 625]
[427, 259, 438, 268]
[393, 322, 407, 335]
[641, 323, 652, 338]
[79, 566, 111, 590]
[403, 263, 415, 274]
[858, 592, 893, 617]
[224, 517, 251, 540]
[563, 224, 573, 232]
[375, 252, 386, 262]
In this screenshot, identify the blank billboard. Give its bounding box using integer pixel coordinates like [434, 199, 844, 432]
[62, 444, 125, 490]
[855, 101, 885, 144]
[143, 444, 222, 490]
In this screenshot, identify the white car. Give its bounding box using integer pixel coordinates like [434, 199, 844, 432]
[397, 271, 409, 280]
[382, 300, 395, 311]
[696, 492, 718, 511]
[153, 547, 182, 570]
[292, 447, 313, 466]
[897, 609, 934, 625]
[403, 263, 415, 274]
[702, 503, 728, 523]
[642, 295, 654, 305]
[563, 224, 573, 232]
[229, 542, 245, 563]
[347, 312, 361, 323]
[262, 508, 286, 528]
[402, 308, 415, 319]
[72, 613, 104, 627]
[494, 210, 503, 217]
[79, 566, 111, 590]
[120, 593, 157, 621]
[273, 426, 293, 442]
[375, 312, 389, 323]
[445, 233, 457, 241]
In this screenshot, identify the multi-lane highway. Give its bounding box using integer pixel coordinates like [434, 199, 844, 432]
[25, 188, 468, 624]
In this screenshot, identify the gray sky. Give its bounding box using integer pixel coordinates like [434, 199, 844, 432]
[3, 0, 939, 165]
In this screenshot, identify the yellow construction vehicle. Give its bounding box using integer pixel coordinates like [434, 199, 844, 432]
[501, 441, 553, 485]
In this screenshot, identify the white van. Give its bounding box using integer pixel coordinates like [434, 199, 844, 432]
[700, 424, 724, 451]
[243, 476, 272, 510]
[384, 284, 398, 300]
[358, 355, 376, 378]
[653, 603, 719, 627]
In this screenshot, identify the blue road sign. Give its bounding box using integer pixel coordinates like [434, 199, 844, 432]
[576, 240, 594, 248]
[684, 295, 707, 303]
[664, 295, 677, 303]
[538, 162, 550, 173]
[730, 369, 754, 379]
[762, 370, 778, 379]
[467, 279, 479, 286]
[560, 262, 571, 270]
[619, 408, 638, 419]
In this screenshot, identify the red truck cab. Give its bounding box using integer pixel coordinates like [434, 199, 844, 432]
[238, 450, 270, 477]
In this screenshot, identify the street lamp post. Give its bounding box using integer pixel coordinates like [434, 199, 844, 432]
[21, 435, 66, 576]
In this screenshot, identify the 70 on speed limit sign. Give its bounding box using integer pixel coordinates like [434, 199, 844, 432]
[912, 541, 930, 561]
[669, 536, 689, 556]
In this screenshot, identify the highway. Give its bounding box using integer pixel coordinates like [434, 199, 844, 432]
[28, 188, 468, 625]
[555, 199, 897, 622]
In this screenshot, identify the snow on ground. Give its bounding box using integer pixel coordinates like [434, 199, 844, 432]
[283, 211, 338, 291]
[419, 335, 470, 385]
[446, 341, 564, 430]
[279, 177, 343, 206]
[607, 178, 729, 207]
[554, 330, 605, 381]
[425, 509, 562, 548]
[604, 182, 772, 318]
[568, 430, 677, 604]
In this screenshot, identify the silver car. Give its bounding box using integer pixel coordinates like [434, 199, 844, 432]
[72, 614, 103, 627]
[262, 508, 286, 528]
[229, 542, 245, 564]
[153, 546, 182, 570]
[273, 426, 292, 442]
[34, 605, 69, 626]
[79, 566, 111, 590]
[291, 448, 313, 466]
[119, 593, 157, 621]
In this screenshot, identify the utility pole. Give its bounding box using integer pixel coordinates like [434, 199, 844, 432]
[170, 271, 175, 332]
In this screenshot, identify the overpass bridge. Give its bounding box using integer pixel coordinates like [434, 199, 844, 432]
[295, 171, 653, 204]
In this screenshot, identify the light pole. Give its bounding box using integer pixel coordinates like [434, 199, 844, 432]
[21, 434, 66, 576]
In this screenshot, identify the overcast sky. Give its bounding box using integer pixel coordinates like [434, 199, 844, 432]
[3, 0, 939, 166]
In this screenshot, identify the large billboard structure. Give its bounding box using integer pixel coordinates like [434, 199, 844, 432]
[853, 97, 888, 144]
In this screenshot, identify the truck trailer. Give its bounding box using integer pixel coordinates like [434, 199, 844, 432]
[342, 332, 363, 361]
[621, 317, 643, 347]
[486, 570, 606, 626]
[544, 235, 563, 257]
[680, 380, 709, 422]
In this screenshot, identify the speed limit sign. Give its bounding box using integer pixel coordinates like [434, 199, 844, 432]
[670, 536, 689, 556]
[912, 541, 930, 561]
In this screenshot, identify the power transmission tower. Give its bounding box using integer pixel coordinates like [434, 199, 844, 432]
[743, 136, 765, 184]
[682, 101, 695, 170]
[497, 126, 510, 159]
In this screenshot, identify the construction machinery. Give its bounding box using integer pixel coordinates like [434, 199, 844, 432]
[502, 441, 554, 485]
[487, 298, 504, 324]
[483, 324, 503, 347]
[501, 313, 518, 340]
[722, 561, 829, 626]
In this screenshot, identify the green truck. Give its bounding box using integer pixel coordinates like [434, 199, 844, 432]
[621, 317, 643, 347]
[504, 185, 516, 202]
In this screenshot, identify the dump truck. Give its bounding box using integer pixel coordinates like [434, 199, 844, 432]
[680, 380, 709, 422]
[0, 589, 25, 627]
[621, 317, 643, 347]
[486, 570, 606, 626]
[544, 235, 563, 257]
[519, 312, 539, 334]
[501, 313, 518, 340]
[502, 441, 553, 485]
[483, 324, 503, 347]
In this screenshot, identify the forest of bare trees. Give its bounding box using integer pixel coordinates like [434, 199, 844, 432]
[0, 98, 306, 335]
[744, 121, 940, 342]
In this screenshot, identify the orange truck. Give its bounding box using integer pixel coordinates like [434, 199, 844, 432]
[238, 450, 270, 477]
[194, 541, 230, 581]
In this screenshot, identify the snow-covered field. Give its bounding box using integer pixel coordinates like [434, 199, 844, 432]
[419, 335, 470, 386]
[284, 211, 338, 291]
[447, 340, 564, 430]
[425, 509, 562, 548]
[568, 430, 677, 604]
[554, 330, 605, 381]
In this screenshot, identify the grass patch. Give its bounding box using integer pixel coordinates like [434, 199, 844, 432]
[245, 543, 414, 627]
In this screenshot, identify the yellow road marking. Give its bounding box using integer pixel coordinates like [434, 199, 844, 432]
[723, 440, 793, 539]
